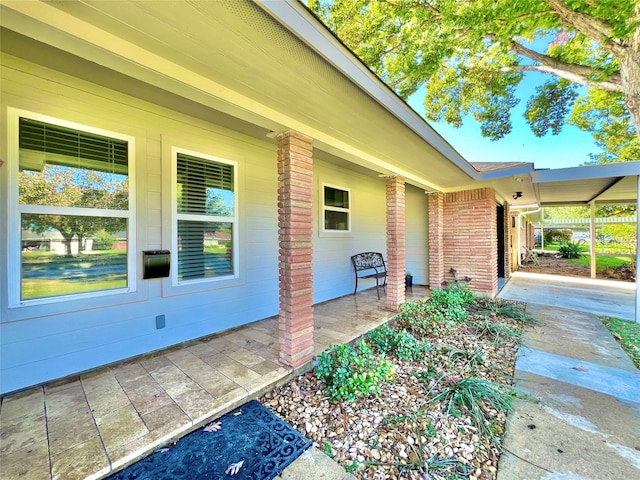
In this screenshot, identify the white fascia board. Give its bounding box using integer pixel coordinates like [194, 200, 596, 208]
[256, 0, 478, 181]
[477, 163, 535, 180]
[532, 161, 640, 183]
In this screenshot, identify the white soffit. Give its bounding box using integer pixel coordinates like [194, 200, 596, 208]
[0, 0, 478, 192]
[532, 162, 640, 205]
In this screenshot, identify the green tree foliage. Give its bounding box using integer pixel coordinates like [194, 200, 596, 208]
[20, 165, 128, 255]
[309, 0, 640, 162]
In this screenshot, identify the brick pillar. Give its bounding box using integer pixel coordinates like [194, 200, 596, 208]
[386, 175, 405, 311]
[503, 202, 512, 278]
[443, 188, 497, 296]
[277, 131, 314, 368]
[428, 192, 445, 288]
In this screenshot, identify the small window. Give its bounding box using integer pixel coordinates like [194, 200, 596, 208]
[323, 184, 350, 232]
[14, 115, 133, 302]
[175, 151, 236, 283]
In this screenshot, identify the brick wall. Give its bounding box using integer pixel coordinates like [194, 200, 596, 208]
[440, 188, 498, 296]
[277, 131, 315, 368]
[503, 202, 512, 278]
[386, 175, 405, 311]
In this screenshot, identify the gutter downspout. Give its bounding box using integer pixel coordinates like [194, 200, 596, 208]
[517, 207, 542, 267]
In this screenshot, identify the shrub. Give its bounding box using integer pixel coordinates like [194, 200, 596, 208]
[316, 341, 394, 402]
[558, 241, 582, 259]
[397, 301, 437, 336]
[369, 325, 430, 361]
[431, 377, 514, 438]
[429, 282, 475, 324]
[544, 228, 571, 244]
[92, 229, 116, 250]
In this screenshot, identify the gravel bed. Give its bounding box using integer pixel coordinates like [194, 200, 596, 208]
[261, 299, 527, 480]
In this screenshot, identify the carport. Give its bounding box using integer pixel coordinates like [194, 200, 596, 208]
[500, 161, 640, 323]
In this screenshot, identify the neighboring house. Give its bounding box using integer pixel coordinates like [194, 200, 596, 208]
[1, 1, 638, 395]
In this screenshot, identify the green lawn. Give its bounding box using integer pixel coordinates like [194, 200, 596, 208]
[567, 255, 633, 272]
[539, 242, 634, 256]
[22, 277, 127, 299]
[600, 317, 640, 369]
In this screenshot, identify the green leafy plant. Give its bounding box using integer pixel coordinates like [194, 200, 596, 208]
[322, 441, 335, 458]
[558, 241, 583, 259]
[429, 283, 474, 324]
[369, 325, 430, 361]
[431, 377, 514, 439]
[316, 341, 394, 402]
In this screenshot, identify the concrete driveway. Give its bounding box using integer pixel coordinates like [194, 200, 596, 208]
[499, 271, 635, 321]
[497, 272, 640, 480]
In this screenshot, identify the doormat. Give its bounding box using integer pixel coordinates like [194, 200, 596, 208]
[108, 400, 311, 480]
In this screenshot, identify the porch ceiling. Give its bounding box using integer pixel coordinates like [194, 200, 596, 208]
[0, 0, 478, 192]
[532, 162, 640, 206]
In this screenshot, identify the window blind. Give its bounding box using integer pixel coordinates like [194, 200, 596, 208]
[19, 117, 128, 174]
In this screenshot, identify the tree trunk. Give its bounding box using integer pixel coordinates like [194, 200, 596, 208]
[62, 235, 74, 256]
[620, 6, 640, 140]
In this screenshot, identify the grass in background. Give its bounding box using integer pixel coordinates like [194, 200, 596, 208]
[568, 255, 633, 272]
[600, 316, 640, 369]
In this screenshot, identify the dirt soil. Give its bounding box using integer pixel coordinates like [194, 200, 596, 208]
[519, 252, 635, 282]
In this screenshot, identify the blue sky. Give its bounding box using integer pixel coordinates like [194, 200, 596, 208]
[407, 73, 602, 170]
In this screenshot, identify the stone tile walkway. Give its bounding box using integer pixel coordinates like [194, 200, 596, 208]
[0, 287, 429, 480]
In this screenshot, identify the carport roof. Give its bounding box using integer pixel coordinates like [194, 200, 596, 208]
[532, 162, 640, 206]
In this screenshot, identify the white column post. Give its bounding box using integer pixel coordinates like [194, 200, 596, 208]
[589, 201, 596, 279]
[635, 175, 639, 323]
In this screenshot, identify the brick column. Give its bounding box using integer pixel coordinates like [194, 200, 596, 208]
[443, 188, 497, 296]
[503, 202, 512, 278]
[277, 131, 314, 368]
[386, 175, 405, 311]
[428, 192, 445, 288]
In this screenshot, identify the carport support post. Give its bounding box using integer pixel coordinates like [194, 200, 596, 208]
[590, 201, 596, 279]
[636, 175, 639, 323]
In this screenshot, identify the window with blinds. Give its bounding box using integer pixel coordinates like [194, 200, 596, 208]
[175, 151, 236, 282]
[16, 114, 131, 302]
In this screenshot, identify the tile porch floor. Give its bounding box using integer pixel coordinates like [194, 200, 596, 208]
[0, 286, 430, 480]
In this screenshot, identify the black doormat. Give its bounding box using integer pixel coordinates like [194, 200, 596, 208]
[108, 400, 311, 480]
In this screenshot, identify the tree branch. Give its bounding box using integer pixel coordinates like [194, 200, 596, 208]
[507, 41, 622, 91]
[543, 0, 625, 56]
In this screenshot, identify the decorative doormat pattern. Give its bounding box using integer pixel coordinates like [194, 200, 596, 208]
[108, 400, 311, 480]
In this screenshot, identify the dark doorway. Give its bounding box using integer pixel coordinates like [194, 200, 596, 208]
[497, 204, 505, 278]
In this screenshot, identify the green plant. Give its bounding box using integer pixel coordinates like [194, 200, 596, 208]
[431, 377, 514, 438]
[544, 228, 571, 244]
[558, 241, 583, 259]
[397, 301, 437, 336]
[369, 325, 430, 361]
[440, 344, 486, 367]
[477, 298, 535, 324]
[481, 319, 522, 344]
[322, 441, 335, 458]
[316, 341, 394, 402]
[429, 285, 472, 324]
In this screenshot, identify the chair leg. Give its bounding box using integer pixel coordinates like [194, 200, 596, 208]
[375, 278, 380, 299]
[353, 277, 358, 295]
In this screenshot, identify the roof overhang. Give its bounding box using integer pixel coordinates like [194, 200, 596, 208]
[532, 162, 640, 206]
[0, 0, 479, 192]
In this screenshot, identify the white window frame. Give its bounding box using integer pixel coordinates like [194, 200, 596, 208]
[322, 183, 351, 233]
[171, 146, 238, 287]
[7, 108, 136, 308]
